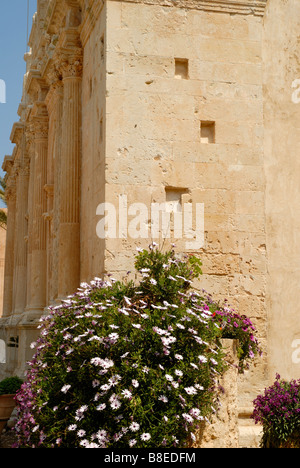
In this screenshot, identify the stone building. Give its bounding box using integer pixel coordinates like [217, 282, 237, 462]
[1, 0, 300, 447]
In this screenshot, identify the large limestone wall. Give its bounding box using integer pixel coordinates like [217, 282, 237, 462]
[103, 0, 268, 407]
[81, 3, 107, 282]
[263, 0, 300, 382]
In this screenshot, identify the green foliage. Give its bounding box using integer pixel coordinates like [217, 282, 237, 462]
[15, 245, 261, 448]
[0, 376, 23, 396]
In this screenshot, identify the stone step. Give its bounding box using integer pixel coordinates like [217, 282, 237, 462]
[239, 425, 263, 448]
[238, 407, 262, 448]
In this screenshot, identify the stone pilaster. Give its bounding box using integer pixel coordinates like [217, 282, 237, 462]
[12, 155, 30, 315]
[44, 65, 64, 303]
[25, 125, 35, 314]
[56, 41, 83, 299]
[26, 105, 49, 320]
[2, 158, 16, 319]
[8, 122, 30, 318]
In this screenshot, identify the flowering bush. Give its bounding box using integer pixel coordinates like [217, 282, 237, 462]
[252, 374, 300, 448]
[211, 307, 262, 372]
[14, 245, 261, 448]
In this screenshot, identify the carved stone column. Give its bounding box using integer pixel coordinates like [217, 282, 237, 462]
[8, 122, 30, 318]
[1, 160, 18, 376]
[26, 105, 49, 319]
[2, 157, 16, 318]
[12, 155, 29, 315]
[44, 66, 64, 304]
[25, 125, 35, 313]
[56, 45, 83, 298]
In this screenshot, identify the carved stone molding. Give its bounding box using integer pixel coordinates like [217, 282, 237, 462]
[26, 69, 49, 103]
[109, 0, 267, 16]
[46, 0, 67, 36]
[79, 0, 104, 47]
[10, 122, 25, 147]
[2, 155, 13, 174]
[64, 0, 82, 28]
[45, 0, 81, 36]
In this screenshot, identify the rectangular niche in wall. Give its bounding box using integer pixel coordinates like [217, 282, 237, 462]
[200, 121, 215, 144]
[164, 187, 189, 239]
[175, 58, 189, 79]
[100, 34, 105, 61]
[100, 117, 104, 143]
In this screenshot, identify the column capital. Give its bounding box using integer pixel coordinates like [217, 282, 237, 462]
[30, 101, 49, 141]
[25, 124, 35, 157]
[45, 64, 61, 87]
[19, 155, 31, 178]
[55, 47, 83, 79]
[5, 176, 16, 202]
[32, 116, 49, 141]
[43, 60, 64, 113]
[54, 26, 83, 79]
[3, 155, 17, 201]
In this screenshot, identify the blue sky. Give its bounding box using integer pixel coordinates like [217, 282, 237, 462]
[0, 0, 37, 176]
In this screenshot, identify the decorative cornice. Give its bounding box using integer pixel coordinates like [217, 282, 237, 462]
[45, 0, 81, 36]
[79, 0, 104, 47]
[10, 122, 25, 146]
[57, 27, 82, 50]
[2, 155, 14, 174]
[109, 0, 267, 16]
[25, 69, 49, 102]
[45, 0, 67, 36]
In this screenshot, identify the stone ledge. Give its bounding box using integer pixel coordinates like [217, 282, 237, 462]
[239, 425, 262, 448]
[110, 0, 268, 16]
[238, 406, 262, 448]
